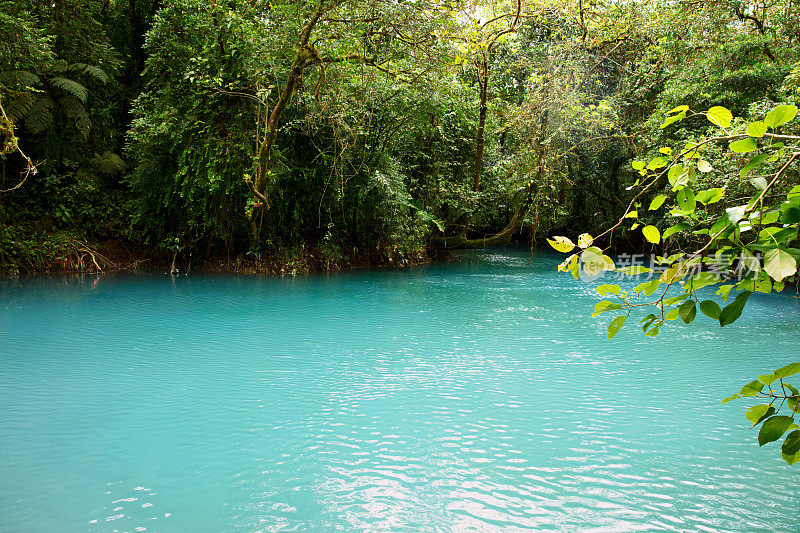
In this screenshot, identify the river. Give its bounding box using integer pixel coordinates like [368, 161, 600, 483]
[1, 248, 798, 531]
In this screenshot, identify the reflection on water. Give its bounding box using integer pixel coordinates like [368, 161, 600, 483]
[1, 248, 798, 531]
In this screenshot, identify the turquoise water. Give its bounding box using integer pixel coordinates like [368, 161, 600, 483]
[1, 249, 799, 532]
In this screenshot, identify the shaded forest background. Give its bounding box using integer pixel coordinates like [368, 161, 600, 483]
[1, 0, 798, 274]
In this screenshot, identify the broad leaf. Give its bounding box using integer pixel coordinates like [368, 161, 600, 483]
[660, 112, 686, 129]
[593, 300, 623, 316]
[764, 105, 798, 129]
[780, 206, 800, 224]
[678, 300, 696, 324]
[697, 160, 713, 173]
[719, 291, 751, 326]
[739, 154, 770, 178]
[663, 223, 690, 239]
[746, 405, 775, 426]
[597, 284, 621, 296]
[695, 188, 724, 205]
[607, 315, 627, 339]
[782, 430, 800, 465]
[759, 374, 778, 386]
[707, 106, 732, 128]
[548, 236, 575, 253]
[763, 248, 797, 282]
[676, 188, 696, 213]
[699, 300, 721, 319]
[642, 225, 661, 244]
[758, 416, 796, 446]
[747, 121, 768, 138]
[729, 138, 757, 153]
[775, 362, 800, 379]
[649, 195, 667, 211]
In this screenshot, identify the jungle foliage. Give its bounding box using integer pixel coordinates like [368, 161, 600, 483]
[1, 0, 799, 460]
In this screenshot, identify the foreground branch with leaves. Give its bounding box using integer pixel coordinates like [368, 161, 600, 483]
[548, 103, 800, 464]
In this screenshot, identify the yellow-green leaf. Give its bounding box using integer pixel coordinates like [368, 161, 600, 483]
[548, 236, 575, 253]
[764, 105, 798, 129]
[747, 121, 767, 138]
[763, 248, 797, 282]
[707, 106, 732, 128]
[607, 315, 627, 339]
[642, 225, 661, 244]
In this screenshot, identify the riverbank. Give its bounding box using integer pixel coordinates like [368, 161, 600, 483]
[0, 233, 439, 277]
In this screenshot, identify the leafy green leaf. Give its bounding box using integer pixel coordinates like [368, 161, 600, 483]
[697, 159, 713, 173]
[780, 206, 800, 224]
[676, 188, 696, 213]
[634, 279, 661, 296]
[747, 121, 768, 138]
[662, 223, 690, 239]
[607, 315, 627, 339]
[695, 188, 724, 205]
[722, 380, 765, 404]
[669, 105, 690, 114]
[699, 300, 721, 319]
[746, 405, 775, 426]
[642, 225, 661, 244]
[759, 374, 778, 386]
[729, 138, 758, 153]
[660, 111, 686, 129]
[640, 314, 657, 331]
[678, 300, 696, 324]
[763, 248, 797, 282]
[647, 157, 669, 170]
[719, 291, 751, 326]
[667, 165, 685, 186]
[632, 160, 645, 171]
[782, 430, 800, 465]
[597, 284, 621, 296]
[758, 416, 796, 446]
[716, 284, 734, 301]
[649, 194, 667, 211]
[707, 106, 732, 128]
[547, 236, 575, 253]
[593, 300, 623, 317]
[775, 362, 800, 379]
[764, 105, 798, 129]
[50, 77, 89, 103]
[739, 154, 770, 178]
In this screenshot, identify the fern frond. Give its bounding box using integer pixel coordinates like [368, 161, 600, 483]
[5, 93, 34, 122]
[68, 63, 109, 84]
[91, 151, 126, 175]
[0, 70, 40, 91]
[26, 95, 54, 135]
[59, 95, 90, 138]
[50, 77, 88, 103]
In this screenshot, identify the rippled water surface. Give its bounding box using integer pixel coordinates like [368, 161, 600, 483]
[2, 249, 799, 532]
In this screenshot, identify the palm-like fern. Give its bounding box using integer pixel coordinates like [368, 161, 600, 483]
[0, 62, 107, 139]
[90, 151, 126, 175]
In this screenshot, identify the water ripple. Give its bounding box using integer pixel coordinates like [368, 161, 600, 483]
[1, 251, 799, 531]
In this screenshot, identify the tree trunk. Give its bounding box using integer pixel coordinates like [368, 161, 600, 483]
[473, 55, 489, 191]
[247, 7, 325, 239]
